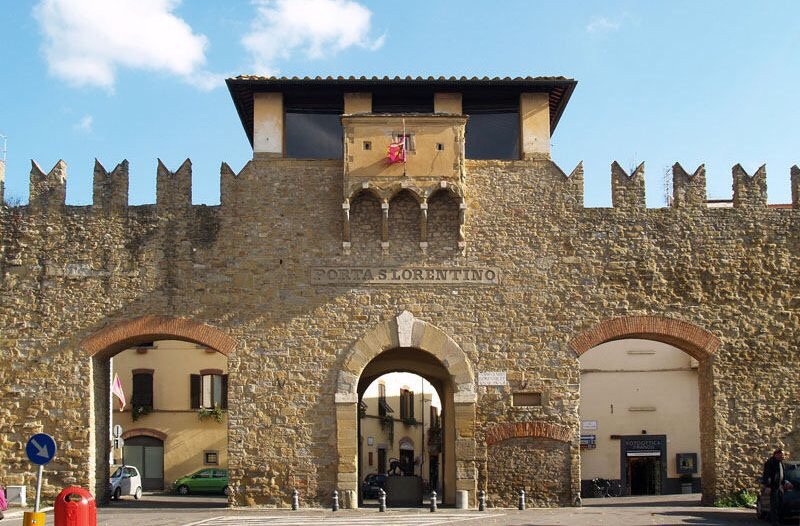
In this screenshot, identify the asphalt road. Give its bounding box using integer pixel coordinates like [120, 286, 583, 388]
[0, 494, 775, 526]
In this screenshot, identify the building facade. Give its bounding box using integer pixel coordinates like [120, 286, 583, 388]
[0, 76, 798, 509]
[359, 373, 442, 495]
[579, 339, 701, 496]
[111, 340, 229, 489]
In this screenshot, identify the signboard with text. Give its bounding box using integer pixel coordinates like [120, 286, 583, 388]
[478, 371, 507, 386]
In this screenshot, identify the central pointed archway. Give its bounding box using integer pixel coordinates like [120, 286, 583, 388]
[335, 311, 477, 508]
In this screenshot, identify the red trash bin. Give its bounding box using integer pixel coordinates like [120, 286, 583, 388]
[54, 486, 96, 526]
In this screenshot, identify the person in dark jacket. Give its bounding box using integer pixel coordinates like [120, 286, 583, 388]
[762, 448, 793, 525]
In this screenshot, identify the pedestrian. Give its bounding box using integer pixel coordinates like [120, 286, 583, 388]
[762, 448, 793, 525]
[0, 483, 7, 520]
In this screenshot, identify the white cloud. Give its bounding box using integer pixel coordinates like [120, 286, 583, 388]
[586, 15, 622, 34]
[73, 115, 93, 133]
[33, 0, 220, 90]
[242, 0, 383, 75]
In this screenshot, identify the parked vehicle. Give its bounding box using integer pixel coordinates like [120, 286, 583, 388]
[108, 465, 142, 501]
[172, 468, 230, 496]
[362, 473, 388, 499]
[757, 460, 800, 521]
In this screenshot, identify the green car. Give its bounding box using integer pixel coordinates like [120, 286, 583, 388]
[172, 468, 230, 496]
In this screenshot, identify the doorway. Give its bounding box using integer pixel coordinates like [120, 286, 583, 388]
[627, 456, 662, 495]
[123, 436, 164, 490]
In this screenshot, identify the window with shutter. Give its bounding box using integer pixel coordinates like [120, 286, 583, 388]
[131, 372, 153, 410]
[190, 374, 201, 409]
[193, 372, 229, 409]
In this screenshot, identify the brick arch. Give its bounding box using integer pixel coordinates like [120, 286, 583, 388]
[122, 428, 167, 442]
[569, 315, 720, 362]
[337, 311, 475, 396]
[80, 315, 237, 359]
[485, 421, 572, 446]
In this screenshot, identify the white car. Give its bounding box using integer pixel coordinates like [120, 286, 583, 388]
[108, 465, 143, 500]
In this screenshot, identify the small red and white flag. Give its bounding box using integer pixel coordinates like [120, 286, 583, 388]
[111, 373, 126, 411]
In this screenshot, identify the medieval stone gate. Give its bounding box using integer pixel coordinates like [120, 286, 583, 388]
[1, 76, 798, 509]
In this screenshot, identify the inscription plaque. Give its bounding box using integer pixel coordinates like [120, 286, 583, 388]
[478, 371, 507, 386]
[311, 267, 500, 285]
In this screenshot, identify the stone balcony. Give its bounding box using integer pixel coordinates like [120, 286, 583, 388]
[341, 114, 467, 201]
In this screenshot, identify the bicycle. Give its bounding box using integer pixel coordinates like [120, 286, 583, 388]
[591, 477, 623, 497]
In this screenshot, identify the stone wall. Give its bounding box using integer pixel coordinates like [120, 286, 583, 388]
[0, 156, 798, 508]
[487, 437, 571, 507]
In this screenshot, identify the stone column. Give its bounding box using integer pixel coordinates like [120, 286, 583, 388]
[520, 92, 550, 160]
[342, 201, 351, 253]
[381, 200, 389, 251]
[434, 93, 462, 114]
[458, 200, 467, 252]
[419, 200, 428, 251]
[453, 392, 478, 508]
[344, 93, 372, 114]
[253, 92, 283, 158]
[335, 393, 359, 509]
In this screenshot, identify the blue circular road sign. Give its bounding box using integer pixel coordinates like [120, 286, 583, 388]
[26, 433, 57, 465]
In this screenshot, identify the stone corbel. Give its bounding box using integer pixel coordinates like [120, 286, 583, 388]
[458, 200, 467, 253]
[342, 201, 351, 253]
[381, 200, 389, 253]
[419, 200, 428, 252]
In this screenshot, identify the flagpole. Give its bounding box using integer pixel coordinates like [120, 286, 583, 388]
[402, 118, 407, 177]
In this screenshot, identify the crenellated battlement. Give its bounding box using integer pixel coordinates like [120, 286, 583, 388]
[671, 163, 706, 208]
[29, 159, 67, 213]
[611, 161, 645, 208]
[93, 159, 129, 214]
[732, 164, 767, 208]
[2, 158, 799, 215]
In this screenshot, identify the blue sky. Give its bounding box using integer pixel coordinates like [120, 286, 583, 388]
[1, 1, 798, 206]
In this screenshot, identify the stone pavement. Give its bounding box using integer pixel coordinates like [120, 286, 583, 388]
[0, 495, 773, 525]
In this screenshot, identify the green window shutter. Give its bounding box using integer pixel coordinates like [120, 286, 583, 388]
[221, 374, 229, 410]
[190, 374, 201, 409]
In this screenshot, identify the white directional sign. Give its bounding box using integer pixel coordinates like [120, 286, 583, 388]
[113, 425, 123, 438]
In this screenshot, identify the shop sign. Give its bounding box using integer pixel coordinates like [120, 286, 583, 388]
[580, 434, 596, 449]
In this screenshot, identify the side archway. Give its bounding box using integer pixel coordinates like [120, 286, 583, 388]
[569, 315, 720, 362]
[80, 315, 237, 359]
[335, 311, 477, 508]
[81, 315, 237, 502]
[570, 315, 720, 504]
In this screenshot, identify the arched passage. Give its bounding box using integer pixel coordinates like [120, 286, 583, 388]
[336, 311, 477, 508]
[79, 316, 236, 501]
[569, 315, 720, 504]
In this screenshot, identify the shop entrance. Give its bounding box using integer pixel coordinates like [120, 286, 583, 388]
[627, 456, 662, 495]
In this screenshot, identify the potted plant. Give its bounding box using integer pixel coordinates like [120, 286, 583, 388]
[131, 404, 152, 421]
[198, 405, 226, 423]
